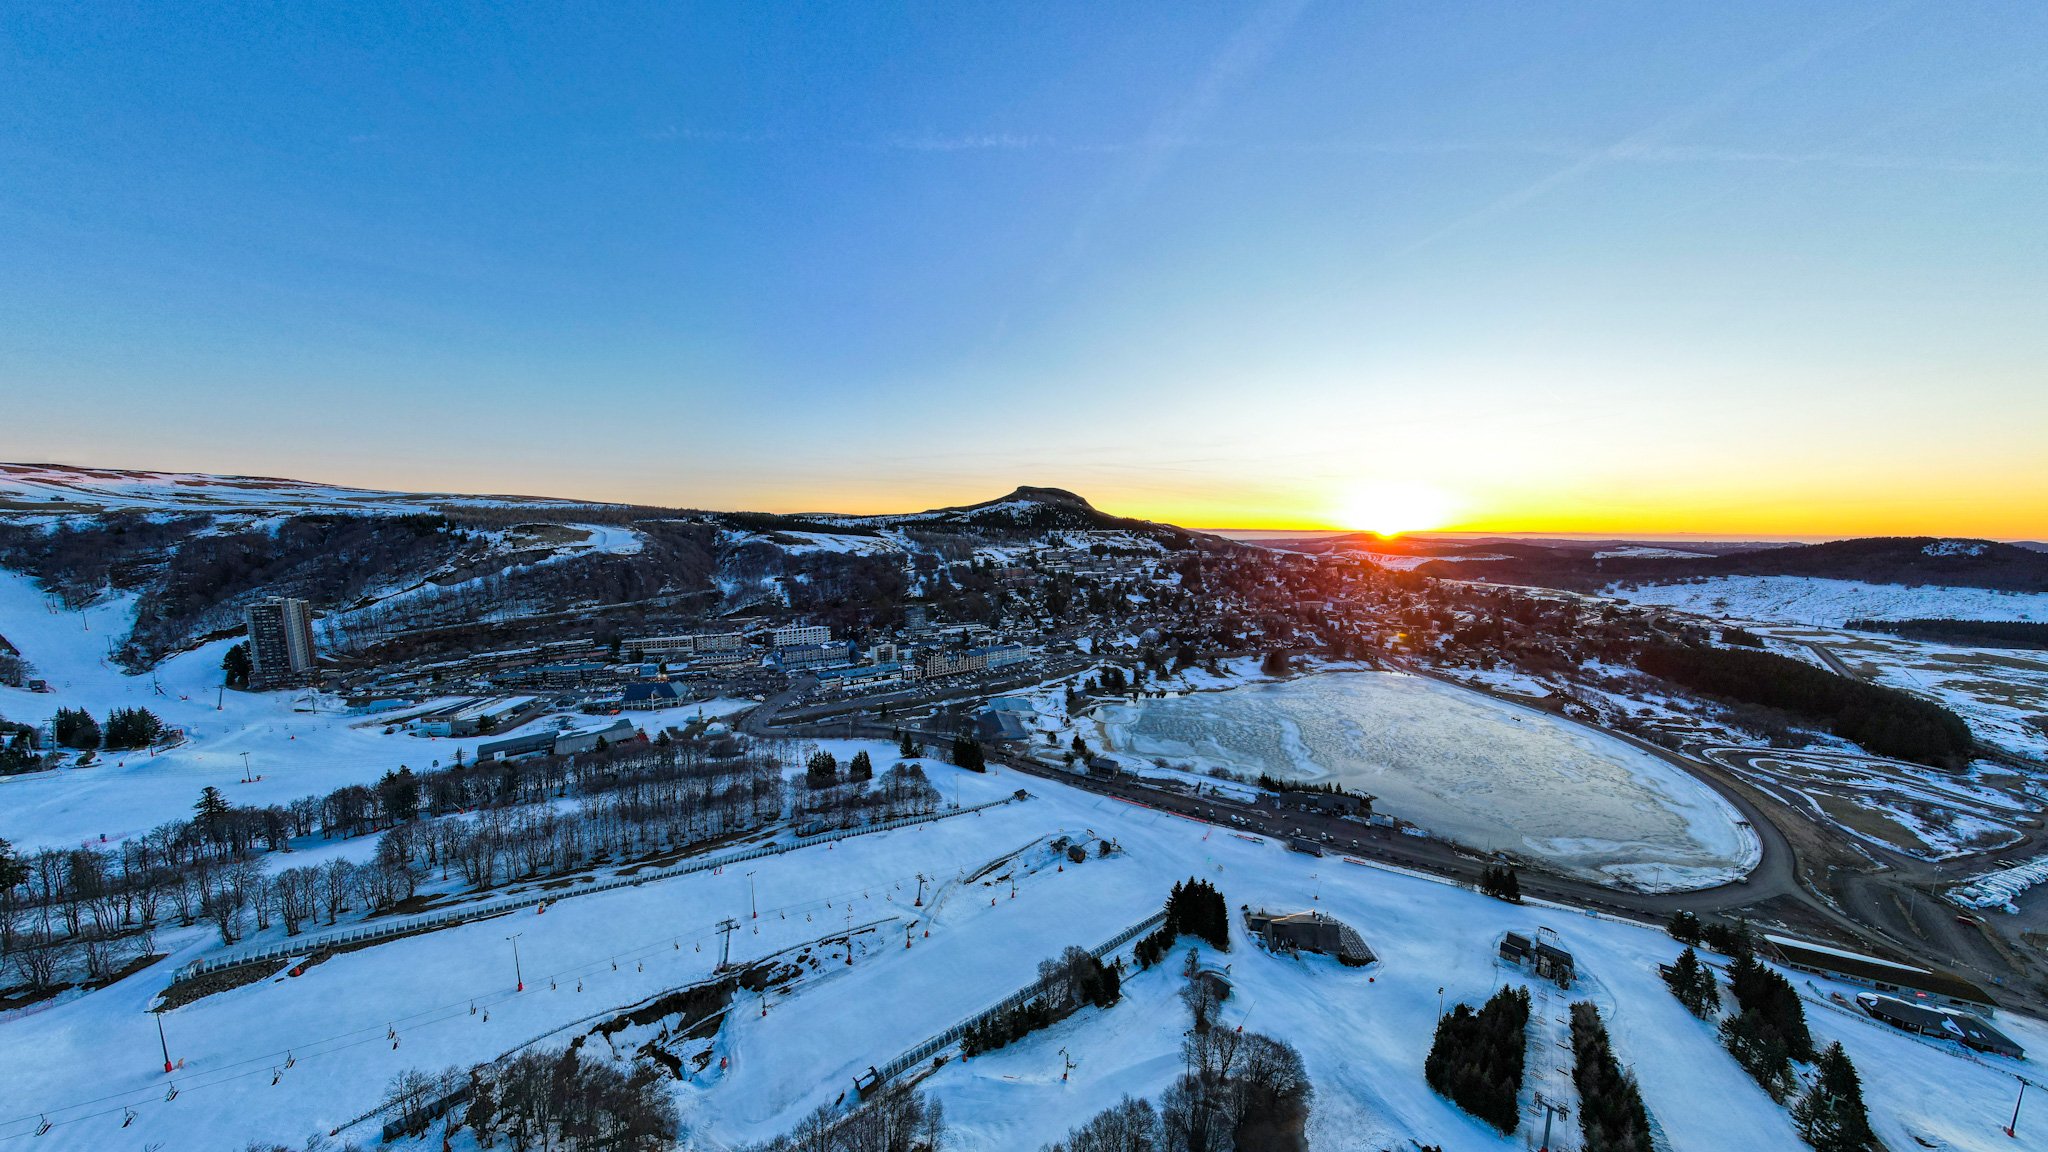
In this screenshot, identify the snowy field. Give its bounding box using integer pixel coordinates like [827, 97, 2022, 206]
[1606, 576, 2048, 628]
[0, 743, 2036, 1152]
[0, 571, 752, 850]
[1094, 672, 1760, 892]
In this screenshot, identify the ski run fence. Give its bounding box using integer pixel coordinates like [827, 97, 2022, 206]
[864, 907, 1169, 1093]
[171, 793, 1024, 985]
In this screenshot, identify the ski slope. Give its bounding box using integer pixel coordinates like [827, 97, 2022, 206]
[0, 742, 2037, 1151]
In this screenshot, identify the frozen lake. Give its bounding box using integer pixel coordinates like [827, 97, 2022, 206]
[1096, 671, 1759, 891]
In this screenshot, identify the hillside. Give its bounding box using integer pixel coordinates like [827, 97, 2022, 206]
[0, 464, 1227, 670]
[1417, 536, 2048, 594]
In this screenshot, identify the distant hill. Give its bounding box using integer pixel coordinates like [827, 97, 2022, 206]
[0, 464, 1231, 669]
[1418, 536, 2048, 593]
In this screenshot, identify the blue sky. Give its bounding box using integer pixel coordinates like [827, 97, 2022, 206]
[3, 2, 2044, 533]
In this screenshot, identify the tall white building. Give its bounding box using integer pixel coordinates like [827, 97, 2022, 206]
[772, 624, 831, 648]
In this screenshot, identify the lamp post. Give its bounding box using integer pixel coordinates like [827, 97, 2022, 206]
[156, 1011, 172, 1074]
[747, 871, 757, 919]
[506, 933, 524, 992]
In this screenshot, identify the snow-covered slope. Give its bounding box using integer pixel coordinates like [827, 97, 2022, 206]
[1608, 576, 2048, 628]
[0, 463, 592, 517]
[0, 746, 2034, 1152]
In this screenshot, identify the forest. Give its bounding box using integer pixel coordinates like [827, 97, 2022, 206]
[1636, 642, 1973, 766]
[1848, 618, 2048, 650]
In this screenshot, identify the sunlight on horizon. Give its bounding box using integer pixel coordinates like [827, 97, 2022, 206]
[1334, 483, 1458, 537]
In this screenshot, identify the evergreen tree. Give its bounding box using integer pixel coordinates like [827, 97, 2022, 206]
[221, 641, 252, 689]
[1425, 985, 1531, 1133]
[1792, 1042, 1873, 1152]
[1668, 910, 1702, 944]
[849, 750, 873, 782]
[805, 750, 838, 789]
[899, 730, 918, 757]
[1480, 865, 1521, 902]
[952, 736, 986, 772]
[1662, 947, 1720, 1019]
[1727, 954, 1813, 1060]
[104, 707, 164, 750]
[194, 785, 231, 842]
[54, 707, 101, 750]
[1570, 1002, 1653, 1152]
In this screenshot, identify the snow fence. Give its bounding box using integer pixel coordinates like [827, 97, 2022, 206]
[170, 793, 1025, 985]
[863, 906, 1169, 1094]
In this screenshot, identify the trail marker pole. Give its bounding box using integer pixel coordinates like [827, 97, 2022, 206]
[506, 933, 524, 991]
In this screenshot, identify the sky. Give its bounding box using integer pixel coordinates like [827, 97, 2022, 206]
[1, 2, 2044, 536]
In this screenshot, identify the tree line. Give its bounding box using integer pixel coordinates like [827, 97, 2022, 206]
[1569, 1001, 1653, 1152]
[0, 732, 941, 993]
[1636, 642, 1973, 767]
[1849, 618, 2048, 651]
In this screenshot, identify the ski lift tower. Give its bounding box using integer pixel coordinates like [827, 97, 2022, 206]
[715, 918, 740, 972]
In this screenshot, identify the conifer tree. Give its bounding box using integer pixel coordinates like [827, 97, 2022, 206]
[1792, 1042, 1873, 1152]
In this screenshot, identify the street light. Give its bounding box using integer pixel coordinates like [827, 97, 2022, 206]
[506, 933, 524, 992]
[747, 871, 757, 919]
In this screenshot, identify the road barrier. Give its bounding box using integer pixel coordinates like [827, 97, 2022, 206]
[169, 794, 1024, 986]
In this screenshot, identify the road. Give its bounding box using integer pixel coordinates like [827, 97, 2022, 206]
[746, 663, 2048, 1016]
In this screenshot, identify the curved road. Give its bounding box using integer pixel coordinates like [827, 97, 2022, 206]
[751, 664, 2048, 1016]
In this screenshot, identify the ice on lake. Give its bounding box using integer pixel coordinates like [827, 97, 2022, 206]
[1096, 671, 1760, 891]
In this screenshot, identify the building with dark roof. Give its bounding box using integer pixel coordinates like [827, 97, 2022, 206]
[1763, 934, 1994, 1011]
[1857, 993, 2022, 1058]
[620, 682, 681, 709]
[1244, 908, 1374, 967]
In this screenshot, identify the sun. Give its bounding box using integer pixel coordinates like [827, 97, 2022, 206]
[1335, 483, 1455, 537]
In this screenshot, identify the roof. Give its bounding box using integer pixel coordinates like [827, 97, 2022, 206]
[620, 682, 679, 702]
[1765, 936, 1993, 1006]
[976, 711, 1031, 742]
[986, 696, 1034, 712]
